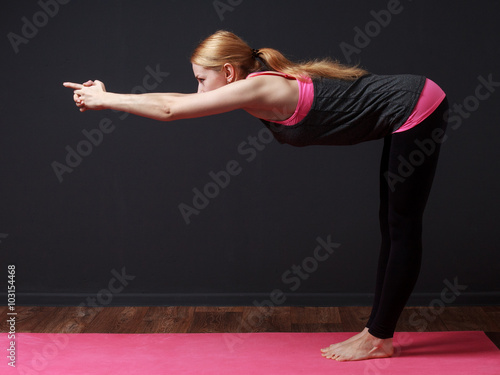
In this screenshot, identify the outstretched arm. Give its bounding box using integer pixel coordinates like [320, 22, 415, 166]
[63, 80, 192, 121]
[63, 78, 268, 122]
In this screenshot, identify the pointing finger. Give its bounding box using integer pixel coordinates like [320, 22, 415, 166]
[63, 82, 83, 89]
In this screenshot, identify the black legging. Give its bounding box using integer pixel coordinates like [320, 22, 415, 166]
[366, 98, 449, 339]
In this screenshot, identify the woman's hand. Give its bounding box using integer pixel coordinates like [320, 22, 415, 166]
[63, 80, 107, 112]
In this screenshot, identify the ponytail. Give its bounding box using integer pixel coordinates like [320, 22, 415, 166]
[191, 30, 368, 81]
[256, 47, 368, 81]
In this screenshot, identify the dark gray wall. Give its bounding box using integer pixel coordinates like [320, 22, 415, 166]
[1, 0, 499, 307]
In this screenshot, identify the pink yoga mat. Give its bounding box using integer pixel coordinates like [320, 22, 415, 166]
[2, 331, 499, 374]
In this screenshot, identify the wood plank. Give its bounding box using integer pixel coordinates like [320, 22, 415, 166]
[290, 307, 340, 325]
[188, 311, 241, 333]
[81, 306, 149, 333]
[111, 306, 149, 333]
[25, 307, 64, 333]
[74, 305, 105, 327]
[80, 307, 119, 333]
[30, 307, 86, 333]
[134, 307, 170, 333]
[481, 306, 500, 313]
[133, 306, 195, 333]
[440, 306, 496, 332]
[195, 306, 244, 313]
[396, 306, 449, 332]
[239, 306, 291, 333]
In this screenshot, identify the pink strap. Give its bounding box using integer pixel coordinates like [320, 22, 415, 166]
[246, 71, 295, 79]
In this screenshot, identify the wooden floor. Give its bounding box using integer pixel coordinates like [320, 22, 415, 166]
[1, 305, 499, 348]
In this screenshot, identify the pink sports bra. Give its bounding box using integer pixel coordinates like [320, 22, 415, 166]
[246, 71, 314, 126]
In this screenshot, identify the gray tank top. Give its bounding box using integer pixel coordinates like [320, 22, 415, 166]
[260, 74, 426, 146]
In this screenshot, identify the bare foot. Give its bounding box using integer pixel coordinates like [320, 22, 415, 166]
[321, 330, 394, 361]
[323, 327, 369, 352]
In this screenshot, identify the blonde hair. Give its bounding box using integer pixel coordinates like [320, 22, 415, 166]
[190, 30, 368, 81]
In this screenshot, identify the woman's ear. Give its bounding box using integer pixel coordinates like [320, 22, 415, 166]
[223, 63, 237, 83]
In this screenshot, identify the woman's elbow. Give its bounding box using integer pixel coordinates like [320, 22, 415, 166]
[160, 102, 178, 122]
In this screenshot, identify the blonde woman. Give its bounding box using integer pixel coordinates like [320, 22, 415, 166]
[64, 30, 448, 362]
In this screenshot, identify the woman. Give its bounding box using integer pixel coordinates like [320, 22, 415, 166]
[64, 30, 448, 361]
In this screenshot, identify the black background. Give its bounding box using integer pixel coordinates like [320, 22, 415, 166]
[1, 0, 499, 306]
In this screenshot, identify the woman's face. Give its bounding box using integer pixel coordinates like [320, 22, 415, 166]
[192, 64, 228, 93]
